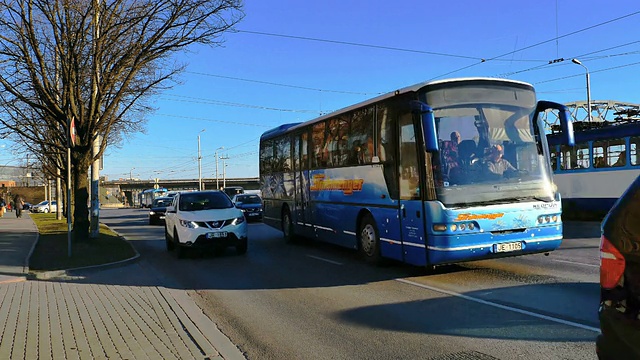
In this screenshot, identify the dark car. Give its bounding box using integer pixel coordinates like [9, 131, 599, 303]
[23, 202, 32, 211]
[231, 194, 263, 222]
[148, 196, 173, 225]
[597, 175, 640, 360]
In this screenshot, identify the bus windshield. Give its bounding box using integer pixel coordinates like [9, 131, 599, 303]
[423, 82, 554, 207]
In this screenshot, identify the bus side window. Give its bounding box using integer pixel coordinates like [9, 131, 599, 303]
[350, 108, 374, 165]
[312, 122, 326, 168]
[376, 103, 399, 200]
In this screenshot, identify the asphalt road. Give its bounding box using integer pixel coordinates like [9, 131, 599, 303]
[100, 209, 600, 360]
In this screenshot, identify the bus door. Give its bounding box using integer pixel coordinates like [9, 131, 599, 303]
[293, 132, 310, 233]
[397, 113, 428, 266]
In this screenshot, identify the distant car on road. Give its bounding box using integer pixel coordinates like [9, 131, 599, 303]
[148, 196, 173, 225]
[231, 194, 263, 222]
[222, 186, 244, 198]
[30, 200, 59, 213]
[23, 202, 31, 211]
[164, 190, 248, 258]
[597, 174, 640, 360]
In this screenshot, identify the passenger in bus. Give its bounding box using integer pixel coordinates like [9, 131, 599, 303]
[483, 144, 516, 178]
[594, 156, 606, 168]
[441, 131, 461, 175]
[614, 150, 626, 166]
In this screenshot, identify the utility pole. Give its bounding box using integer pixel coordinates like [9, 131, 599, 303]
[197, 129, 205, 191]
[215, 146, 224, 189]
[220, 155, 229, 189]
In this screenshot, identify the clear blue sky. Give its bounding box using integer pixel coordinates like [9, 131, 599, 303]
[3, 0, 640, 181]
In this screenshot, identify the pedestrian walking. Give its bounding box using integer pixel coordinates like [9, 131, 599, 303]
[0, 197, 5, 217]
[13, 194, 24, 218]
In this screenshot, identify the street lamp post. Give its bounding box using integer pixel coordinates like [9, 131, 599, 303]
[197, 129, 205, 191]
[215, 146, 224, 189]
[571, 58, 592, 123]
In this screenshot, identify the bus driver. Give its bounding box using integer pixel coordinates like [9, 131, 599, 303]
[483, 144, 516, 178]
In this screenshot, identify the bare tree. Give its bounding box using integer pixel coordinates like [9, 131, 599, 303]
[0, 0, 243, 239]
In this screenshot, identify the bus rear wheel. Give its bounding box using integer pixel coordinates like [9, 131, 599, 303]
[359, 214, 382, 265]
[282, 209, 295, 243]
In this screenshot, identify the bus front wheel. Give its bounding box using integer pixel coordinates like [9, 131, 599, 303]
[359, 214, 382, 264]
[282, 209, 295, 242]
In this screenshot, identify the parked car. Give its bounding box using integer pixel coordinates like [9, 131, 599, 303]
[597, 175, 640, 360]
[30, 200, 59, 213]
[164, 190, 247, 258]
[23, 202, 31, 211]
[231, 194, 263, 222]
[148, 196, 173, 225]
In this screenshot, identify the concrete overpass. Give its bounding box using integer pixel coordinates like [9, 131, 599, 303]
[103, 177, 260, 206]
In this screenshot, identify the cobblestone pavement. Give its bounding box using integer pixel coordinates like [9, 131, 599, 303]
[0, 214, 244, 360]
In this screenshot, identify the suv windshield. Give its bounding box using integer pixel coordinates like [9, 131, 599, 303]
[422, 81, 555, 207]
[179, 192, 233, 211]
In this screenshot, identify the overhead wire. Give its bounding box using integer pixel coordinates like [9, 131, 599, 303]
[427, 9, 640, 80]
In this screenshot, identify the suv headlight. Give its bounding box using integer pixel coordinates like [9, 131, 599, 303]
[230, 216, 245, 225]
[179, 220, 199, 228]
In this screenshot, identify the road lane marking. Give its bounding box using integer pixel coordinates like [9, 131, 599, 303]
[553, 259, 599, 268]
[306, 255, 343, 265]
[395, 278, 600, 333]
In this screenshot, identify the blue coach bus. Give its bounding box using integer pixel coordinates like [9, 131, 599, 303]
[259, 77, 574, 267]
[547, 119, 640, 215]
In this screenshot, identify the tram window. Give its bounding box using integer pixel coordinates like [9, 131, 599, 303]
[594, 138, 626, 168]
[592, 145, 606, 168]
[631, 137, 640, 166]
[550, 150, 558, 172]
[560, 143, 588, 170]
[576, 144, 590, 169]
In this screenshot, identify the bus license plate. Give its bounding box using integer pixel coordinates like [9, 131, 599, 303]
[207, 232, 227, 239]
[496, 241, 522, 253]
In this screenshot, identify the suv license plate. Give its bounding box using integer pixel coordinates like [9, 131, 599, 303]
[207, 232, 228, 239]
[496, 242, 522, 253]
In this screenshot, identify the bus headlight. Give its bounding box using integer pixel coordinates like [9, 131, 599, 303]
[433, 224, 447, 232]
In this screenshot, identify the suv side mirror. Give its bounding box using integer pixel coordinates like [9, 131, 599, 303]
[166, 206, 176, 213]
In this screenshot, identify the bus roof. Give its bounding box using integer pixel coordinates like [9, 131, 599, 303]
[260, 77, 534, 141]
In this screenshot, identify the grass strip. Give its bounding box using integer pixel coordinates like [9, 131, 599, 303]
[29, 213, 136, 271]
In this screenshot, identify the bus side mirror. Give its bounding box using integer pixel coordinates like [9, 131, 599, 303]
[536, 100, 575, 147]
[411, 101, 438, 152]
[166, 206, 176, 213]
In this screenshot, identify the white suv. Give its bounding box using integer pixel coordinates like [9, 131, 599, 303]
[164, 190, 248, 257]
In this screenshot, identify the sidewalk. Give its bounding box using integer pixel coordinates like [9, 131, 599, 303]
[0, 213, 244, 360]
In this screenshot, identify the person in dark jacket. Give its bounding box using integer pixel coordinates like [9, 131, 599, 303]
[13, 195, 24, 218]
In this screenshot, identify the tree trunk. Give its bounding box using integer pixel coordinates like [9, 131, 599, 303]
[72, 150, 92, 241]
